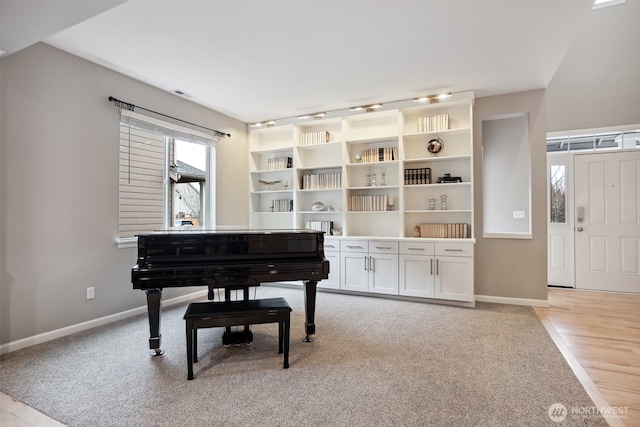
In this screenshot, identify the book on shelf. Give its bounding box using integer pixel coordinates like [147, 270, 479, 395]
[267, 156, 292, 170]
[301, 172, 341, 190]
[299, 130, 330, 146]
[404, 167, 431, 185]
[359, 146, 397, 163]
[414, 223, 469, 238]
[418, 114, 449, 133]
[305, 220, 333, 235]
[271, 199, 293, 212]
[348, 194, 393, 212]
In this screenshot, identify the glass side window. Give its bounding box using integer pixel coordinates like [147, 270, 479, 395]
[549, 165, 566, 224]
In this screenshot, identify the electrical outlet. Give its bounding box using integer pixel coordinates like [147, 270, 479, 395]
[87, 287, 95, 300]
[513, 210, 526, 219]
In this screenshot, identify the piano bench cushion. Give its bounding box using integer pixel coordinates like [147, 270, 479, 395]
[184, 297, 292, 380]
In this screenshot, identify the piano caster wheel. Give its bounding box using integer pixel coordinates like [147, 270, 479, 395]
[150, 349, 165, 357]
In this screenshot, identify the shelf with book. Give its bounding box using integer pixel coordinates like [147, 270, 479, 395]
[297, 167, 342, 191]
[295, 117, 343, 147]
[401, 100, 471, 136]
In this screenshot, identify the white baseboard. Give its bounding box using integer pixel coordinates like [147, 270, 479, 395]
[475, 294, 549, 307]
[0, 290, 208, 355]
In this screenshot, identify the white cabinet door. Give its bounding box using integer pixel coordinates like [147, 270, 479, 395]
[399, 254, 435, 298]
[368, 253, 398, 295]
[320, 251, 340, 289]
[434, 255, 474, 302]
[341, 252, 368, 292]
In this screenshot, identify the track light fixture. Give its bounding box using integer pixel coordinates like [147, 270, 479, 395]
[349, 103, 383, 112]
[249, 120, 276, 128]
[297, 112, 327, 120]
[413, 92, 452, 103]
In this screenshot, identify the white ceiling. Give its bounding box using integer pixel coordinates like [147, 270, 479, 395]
[1, 0, 594, 123]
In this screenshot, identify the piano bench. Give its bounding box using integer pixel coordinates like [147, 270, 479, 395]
[184, 297, 292, 380]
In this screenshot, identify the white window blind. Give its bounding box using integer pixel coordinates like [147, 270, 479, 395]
[118, 110, 218, 240]
[119, 124, 166, 239]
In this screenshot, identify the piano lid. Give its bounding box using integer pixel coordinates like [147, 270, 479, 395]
[139, 226, 325, 236]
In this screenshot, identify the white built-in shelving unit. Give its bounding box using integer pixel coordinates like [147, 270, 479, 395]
[248, 91, 475, 304]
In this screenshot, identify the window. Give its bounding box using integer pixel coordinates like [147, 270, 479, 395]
[547, 129, 640, 153]
[117, 110, 217, 243]
[549, 165, 567, 224]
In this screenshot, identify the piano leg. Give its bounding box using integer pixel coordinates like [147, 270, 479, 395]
[145, 289, 164, 356]
[303, 280, 317, 342]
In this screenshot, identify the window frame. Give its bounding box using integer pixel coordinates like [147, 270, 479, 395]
[116, 111, 217, 248]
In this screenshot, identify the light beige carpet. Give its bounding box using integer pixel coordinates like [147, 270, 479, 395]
[0, 285, 606, 426]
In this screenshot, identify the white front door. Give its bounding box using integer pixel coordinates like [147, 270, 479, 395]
[574, 151, 640, 293]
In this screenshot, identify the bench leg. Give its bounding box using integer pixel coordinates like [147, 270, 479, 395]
[283, 316, 290, 369]
[193, 328, 198, 363]
[186, 321, 194, 380]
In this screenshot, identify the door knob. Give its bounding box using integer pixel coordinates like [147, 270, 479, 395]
[577, 227, 584, 232]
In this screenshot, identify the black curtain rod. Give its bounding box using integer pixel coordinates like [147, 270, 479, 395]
[108, 96, 231, 138]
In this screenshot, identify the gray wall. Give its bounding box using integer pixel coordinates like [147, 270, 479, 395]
[0, 43, 248, 345]
[474, 90, 548, 301]
[546, 0, 640, 131]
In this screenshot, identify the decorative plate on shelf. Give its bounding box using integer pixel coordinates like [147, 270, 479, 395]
[427, 137, 444, 155]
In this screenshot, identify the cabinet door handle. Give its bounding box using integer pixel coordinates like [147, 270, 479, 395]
[326, 245, 336, 249]
[364, 256, 369, 271]
[444, 249, 463, 252]
[370, 256, 375, 272]
[348, 245, 364, 249]
[375, 246, 392, 250]
[408, 247, 425, 251]
[430, 258, 433, 275]
[436, 259, 439, 275]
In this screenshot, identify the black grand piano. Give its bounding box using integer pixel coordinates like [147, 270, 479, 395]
[132, 227, 329, 355]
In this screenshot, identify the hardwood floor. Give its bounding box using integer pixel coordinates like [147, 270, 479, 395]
[535, 288, 640, 427]
[1, 288, 638, 426]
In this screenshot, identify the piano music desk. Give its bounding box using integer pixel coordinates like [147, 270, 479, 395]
[184, 297, 292, 380]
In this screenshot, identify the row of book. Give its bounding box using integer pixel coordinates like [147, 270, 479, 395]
[267, 156, 292, 170]
[305, 220, 334, 234]
[359, 146, 398, 163]
[418, 114, 449, 133]
[404, 168, 432, 185]
[348, 194, 392, 212]
[299, 130, 331, 146]
[271, 199, 293, 212]
[301, 173, 341, 190]
[414, 223, 470, 238]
